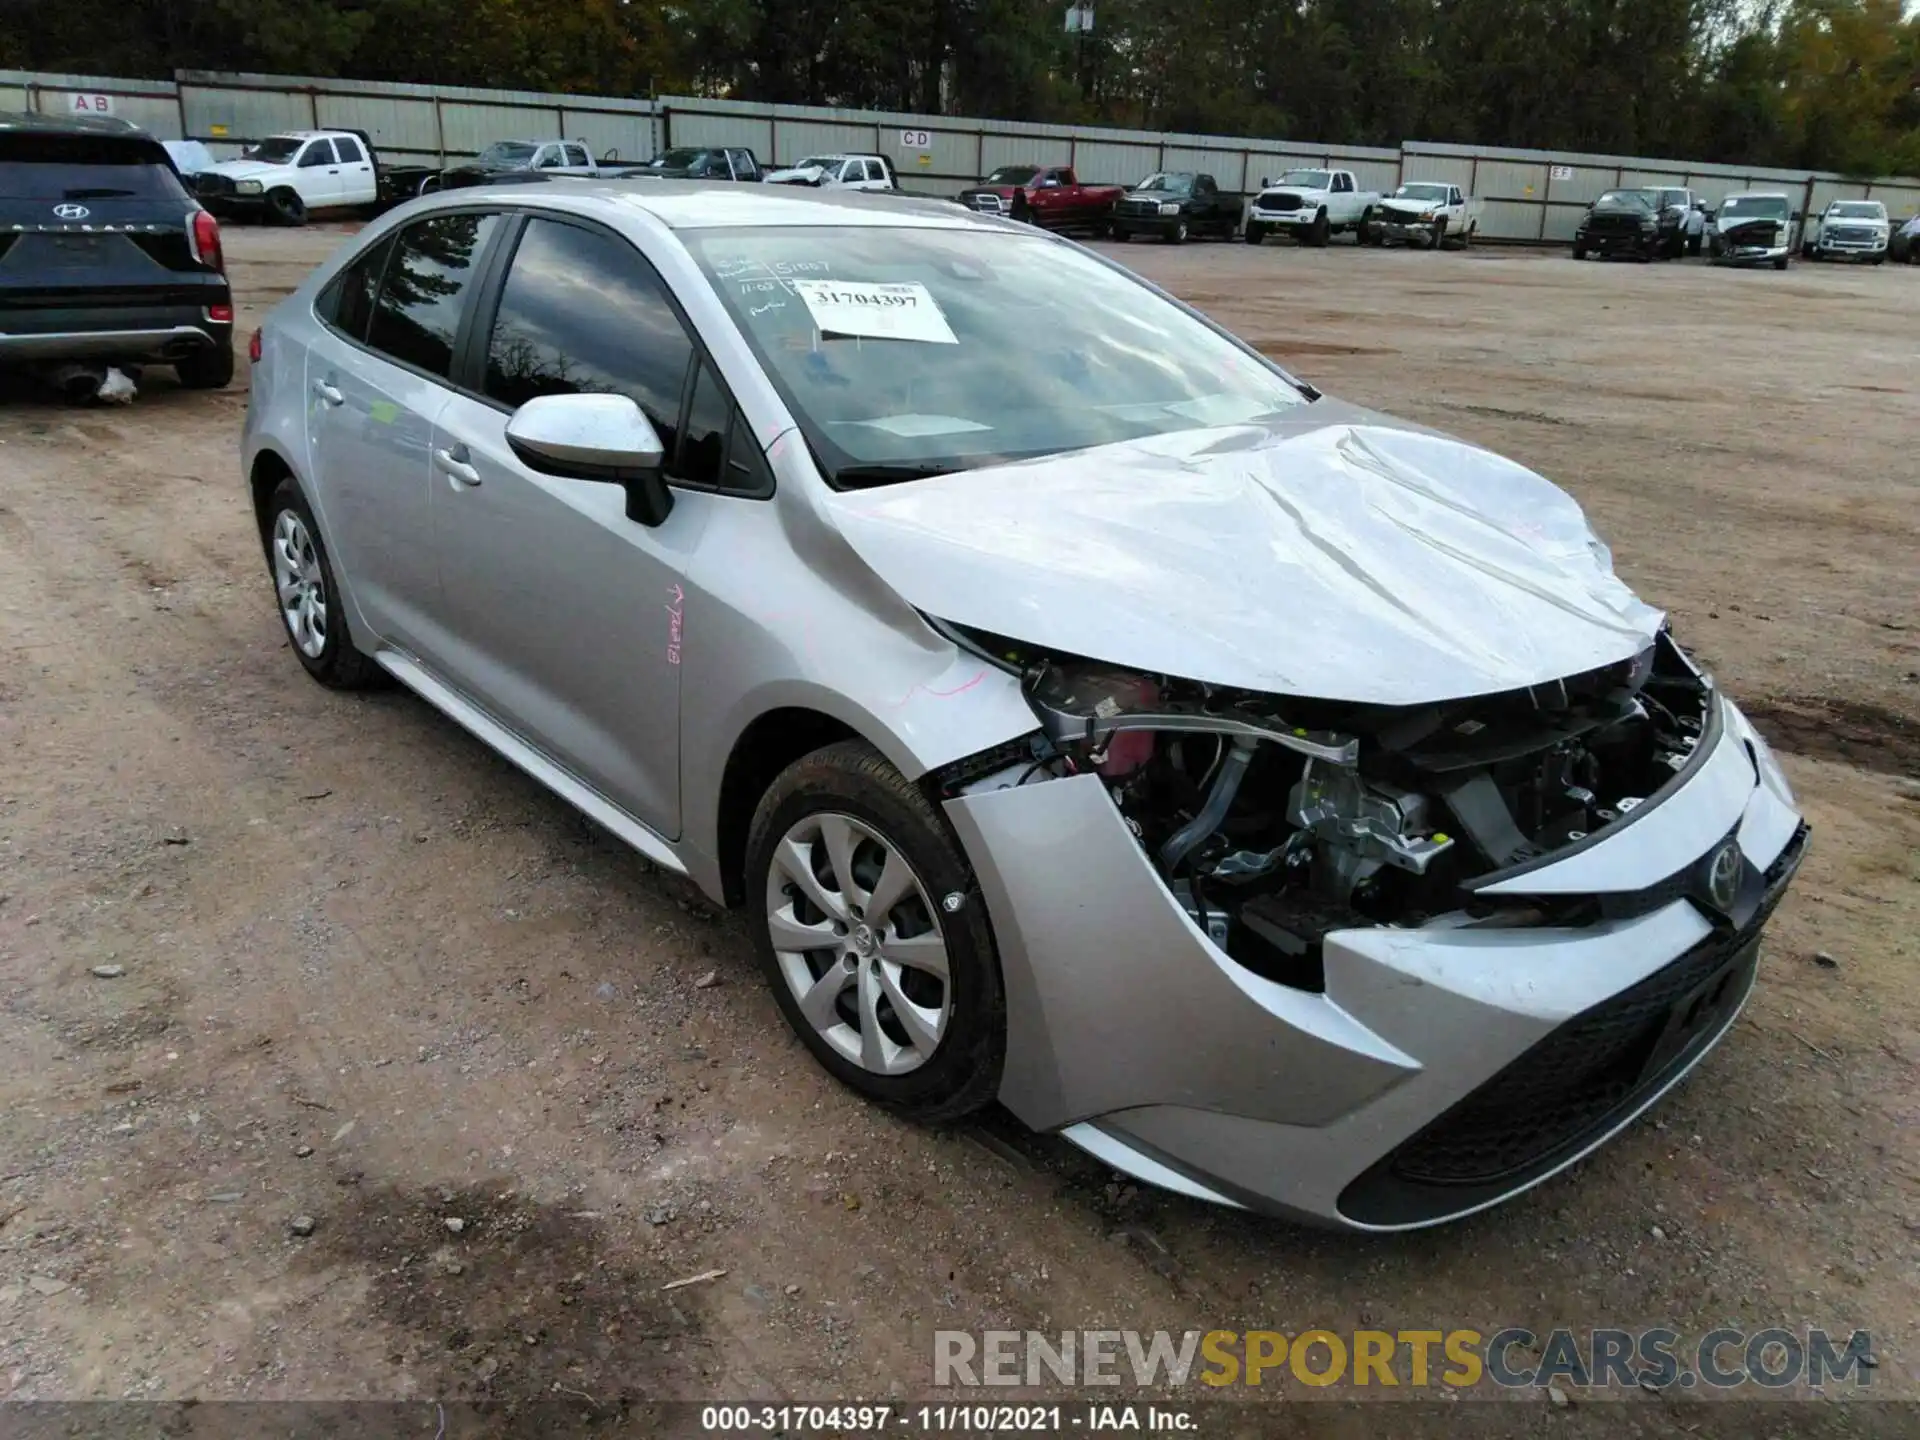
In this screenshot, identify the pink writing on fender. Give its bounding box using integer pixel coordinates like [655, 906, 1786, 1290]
[666, 583, 684, 665]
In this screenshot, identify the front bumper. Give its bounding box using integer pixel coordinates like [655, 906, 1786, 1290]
[1711, 238, 1790, 266]
[1111, 213, 1183, 237]
[1376, 216, 1441, 243]
[945, 693, 1806, 1229]
[1578, 229, 1658, 255]
[1249, 207, 1315, 231]
[1814, 240, 1888, 260]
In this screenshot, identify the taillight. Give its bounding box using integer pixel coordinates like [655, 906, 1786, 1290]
[207, 302, 234, 324]
[187, 209, 224, 273]
[248, 329, 262, 364]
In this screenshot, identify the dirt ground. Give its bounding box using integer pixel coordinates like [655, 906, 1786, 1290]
[0, 223, 1916, 1435]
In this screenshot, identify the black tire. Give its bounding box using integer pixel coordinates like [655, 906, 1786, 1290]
[1357, 206, 1374, 245]
[263, 477, 385, 690]
[1110, 224, 1129, 243]
[1870, 253, 1885, 266]
[1245, 221, 1265, 246]
[1687, 232, 1702, 256]
[745, 740, 1004, 1124]
[1431, 217, 1448, 250]
[1168, 218, 1189, 244]
[1572, 243, 1587, 261]
[267, 187, 307, 226]
[1307, 210, 1331, 247]
[1773, 255, 1790, 271]
[173, 340, 234, 391]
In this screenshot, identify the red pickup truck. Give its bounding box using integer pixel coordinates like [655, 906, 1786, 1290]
[956, 164, 1125, 234]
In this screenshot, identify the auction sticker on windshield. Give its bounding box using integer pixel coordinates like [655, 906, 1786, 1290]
[792, 280, 957, 344]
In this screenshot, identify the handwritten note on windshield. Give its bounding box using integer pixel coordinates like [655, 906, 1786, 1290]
[792, 280, 957, 344]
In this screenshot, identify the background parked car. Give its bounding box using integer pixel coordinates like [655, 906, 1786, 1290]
[0, 112, 232, 391]
[430, 139, 606, 192]
[615, 146, 763, 181]
[1892, 213, 1920, 264]
[1369, 180, 1482, 248]
[161, 138, 216, 184]
[1648, 187, 1706, 256]
[1803, 199, 1890, 263]
[1572, 188, 1664, 262]
[1107, 172, 1242, 243]
[1707, 191, 1797, 269]
[1245, 168, 1379, 247]
[764, 154, 895, 190]
[196, 128, 434, 222]
[956, 164, 1124, 233]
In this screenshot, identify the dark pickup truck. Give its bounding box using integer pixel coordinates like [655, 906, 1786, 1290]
[1108, 172, 1243, 242]
[611, 146, 764, 182]
[0, 112, 233, 390]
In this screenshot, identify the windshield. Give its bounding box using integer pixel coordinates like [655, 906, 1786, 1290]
[478, 141, 539, 166]
[1272, 169, 1330, 189]
[1830, 201, 1885, 220]
[247, 137, 304, 163]
[796, 156, 843, 171]
[647, 148, 709, 170]
[1720, 195, 1788, 219]
[1596, 189, 1654, 209]
[688, 226, 1309, 486]
[983, 166, 1040, 186]
[1135, 173, 1194, 193]
[0, 133, 188, 199]
[1393, 183, 1449, 202]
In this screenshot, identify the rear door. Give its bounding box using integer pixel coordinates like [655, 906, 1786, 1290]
[305, 209, 504, 651]
[424, 213, 730, 836]
[330, 134, 377, 204]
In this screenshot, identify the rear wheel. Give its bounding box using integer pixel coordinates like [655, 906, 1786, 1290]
[264, 477, 385, 690]
[267, 187, 307, 226]
[745, 741, 1004, 1123]
[173, 340, 234, 390]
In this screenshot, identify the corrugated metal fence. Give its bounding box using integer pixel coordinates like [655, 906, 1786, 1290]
[7, 67, 1918, 241]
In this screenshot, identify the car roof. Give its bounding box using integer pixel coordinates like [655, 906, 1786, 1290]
[1724, 190, 1789, 199]
[465, 178, 1007, 232]
[0, 110, 150, 138]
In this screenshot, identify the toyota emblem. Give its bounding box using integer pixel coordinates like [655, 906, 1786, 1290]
[1705, 840, 1742, 912]
[52, 203, 91, 220]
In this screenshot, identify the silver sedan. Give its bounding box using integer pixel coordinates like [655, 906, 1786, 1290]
[242, 182, 1806, 1229]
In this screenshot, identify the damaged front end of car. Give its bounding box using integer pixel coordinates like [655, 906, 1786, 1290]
[928, 620, 1808, 1228]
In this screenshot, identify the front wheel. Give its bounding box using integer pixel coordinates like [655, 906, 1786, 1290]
[1307, 210, 1331, 247]
[1245, 222, 1265, 246]
[266, 187, 307, 226]
[1572, 243, 1587, 261]
[1167, 218, 1189, 244]
[1431, 218, 1449, 250]
[746, 741, 1004, 1123]
[1773, 255, 1791, 271]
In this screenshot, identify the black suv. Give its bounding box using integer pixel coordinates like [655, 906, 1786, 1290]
[0, 113, 233, 388]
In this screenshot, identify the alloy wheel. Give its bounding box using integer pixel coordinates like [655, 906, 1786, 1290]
[764, 812, 952, 1076]
[271, 510, 328, 659]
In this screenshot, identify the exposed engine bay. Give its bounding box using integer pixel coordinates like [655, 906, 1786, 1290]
[936, 626, 1716, 990]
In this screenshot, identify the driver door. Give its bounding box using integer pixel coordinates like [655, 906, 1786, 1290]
[421, 213, 719, 837]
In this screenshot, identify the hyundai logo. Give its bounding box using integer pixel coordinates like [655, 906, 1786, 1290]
[52, 203, 90, 220]
[1705, 839, 1743, 913]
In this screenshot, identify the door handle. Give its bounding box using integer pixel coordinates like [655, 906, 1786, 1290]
[311, 379, 344, 407]
[434, 445, 481, 487]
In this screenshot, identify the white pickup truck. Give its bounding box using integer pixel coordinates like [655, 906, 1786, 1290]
[196, 130, 378, 226]
[1802, 199, 1891, 263]
[1245, 168, 1381, 247]
[764, 154, 896, 191]
[1369, 180, 1484, 248]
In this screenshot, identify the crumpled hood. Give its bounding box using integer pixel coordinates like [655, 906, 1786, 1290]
[825, 410, 1664, 705]
[767, 165, 827, 185]
[1717, 213, 1788, 238]
[1380, 198, 1438, 216]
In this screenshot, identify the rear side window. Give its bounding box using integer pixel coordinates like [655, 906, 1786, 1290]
[366, 212, 500, 378]
[483, 217, 693, 457]
[321, 233, 396, 341]
[0, 131, 188, 201]
[334, 136, 364, 163]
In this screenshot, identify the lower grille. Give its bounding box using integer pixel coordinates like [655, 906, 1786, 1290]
[1339, 861, 1796, 1227]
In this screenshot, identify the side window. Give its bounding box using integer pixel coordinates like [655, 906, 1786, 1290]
[868, 160, 888, 183]
[483, 217, 692, 460]
[1450, 187, 1462, 205]
[677, 360, 730, 486]
[319, 233, 395, 342]
[838, 161, 859, 185]
[366, 212, 500, 378]
[1334, 173, 1351, 193]
[730, 150, 758, 179]
[537, 146, 564, 169]
[1197, 176, 1215, 196]
[566, 144, 590, 167]
[335, 136, 364, 164]
[299, 140, 335, 168]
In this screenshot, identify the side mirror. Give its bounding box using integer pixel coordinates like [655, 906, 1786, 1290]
[506, 393, 673, 526]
